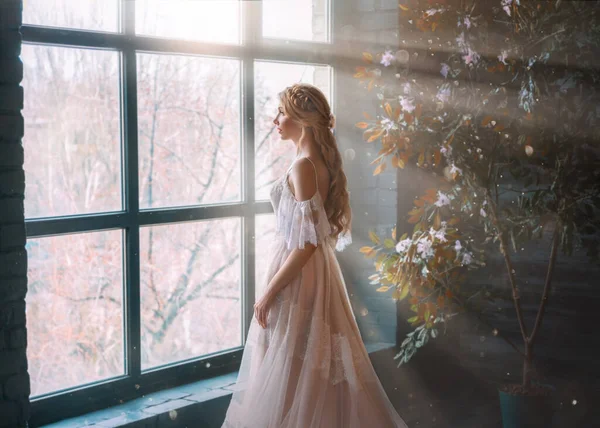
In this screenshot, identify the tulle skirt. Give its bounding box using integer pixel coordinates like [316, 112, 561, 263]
[221, 237, 408, 428]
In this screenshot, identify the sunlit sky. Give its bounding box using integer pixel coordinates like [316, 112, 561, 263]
[23, 0, 316, 42]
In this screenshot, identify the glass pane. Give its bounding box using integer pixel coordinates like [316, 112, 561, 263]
[22, 44, 122, 218]
[137, 53, 241, 209]
[140, 218, 242, 369]
[136, 0, 240, 44]
[23, 0, 120, 32]
[254, 61, 331, 200]
[26, 231, 124, 397]
[263, 0, 328, 42]
[255, 214, 277, 300]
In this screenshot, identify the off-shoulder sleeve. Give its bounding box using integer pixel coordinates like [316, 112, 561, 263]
[276, 196, 332, 251]
[335, 229, 353, 252]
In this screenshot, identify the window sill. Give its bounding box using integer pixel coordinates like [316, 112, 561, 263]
[41, 342, 394, 428]
[40, 371, 237, 428]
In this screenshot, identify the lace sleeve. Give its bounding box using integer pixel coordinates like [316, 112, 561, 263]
[335, 229, 352, 252]
[276, 197, 332, 251]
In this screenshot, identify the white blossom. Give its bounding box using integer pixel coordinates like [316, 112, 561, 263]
[480, 208, 487, 218]
[429, 224, 448, 243]
[502, 0, 512, 16]
[498, 50, 508, 65]
[417, 238, 434, 259]
[450, 164, 462, 176]
[436, 86, 451, 103]
[462, 252, 473, 265]
[380, 50, 395, 67]
[434, 192, 451, 207]
[380, 118, 394, 131]
[395, 238, 412, 254]
[440, 63, 450, 78]
[454, 240, 462, 251]
[464, 16, 472, 29]
[399, 96, 416, 113]
[463, 48, 481, 66]
[440, 145, 452, 158]
[434, 228, 447, 243]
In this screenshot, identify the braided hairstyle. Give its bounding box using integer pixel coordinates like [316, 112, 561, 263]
[278, 83, 352, 240]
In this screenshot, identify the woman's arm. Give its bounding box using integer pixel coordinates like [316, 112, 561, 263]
[263, 245, 317, 302]
[263, 158, 319, 302]
[255, 243, 317, 328]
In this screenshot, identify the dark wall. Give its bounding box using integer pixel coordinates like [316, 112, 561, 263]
[0, 1, 30, 427]
[335, 0, 402, 346]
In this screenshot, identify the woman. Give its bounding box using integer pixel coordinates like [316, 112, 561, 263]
[222, 83, 408, 428]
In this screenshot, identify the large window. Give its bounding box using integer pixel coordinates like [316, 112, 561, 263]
[22, 1, 335, 425]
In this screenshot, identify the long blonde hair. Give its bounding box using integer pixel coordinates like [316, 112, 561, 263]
[278, 83, 352, 239]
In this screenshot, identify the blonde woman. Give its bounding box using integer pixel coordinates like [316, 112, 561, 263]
[222, 83, 407, 428]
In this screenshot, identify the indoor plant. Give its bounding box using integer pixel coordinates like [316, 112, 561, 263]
[354, 1, 600, 426]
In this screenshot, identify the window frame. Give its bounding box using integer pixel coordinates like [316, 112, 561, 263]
[22, 1, 340, 425]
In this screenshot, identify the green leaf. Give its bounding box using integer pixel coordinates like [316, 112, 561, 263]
[369, 230, 381, 245]
[398, 285, 410, 301]
[384, 238, 396, 249]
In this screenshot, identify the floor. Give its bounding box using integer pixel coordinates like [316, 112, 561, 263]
[369, 347, 599, 428]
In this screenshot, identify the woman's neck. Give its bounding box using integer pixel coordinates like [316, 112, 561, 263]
[295, 135, 319, 159]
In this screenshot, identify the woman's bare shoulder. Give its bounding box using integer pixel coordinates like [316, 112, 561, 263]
[289, 158, 318, 201]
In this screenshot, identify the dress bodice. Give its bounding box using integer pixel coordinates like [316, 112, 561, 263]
[269, 157, 351, 252]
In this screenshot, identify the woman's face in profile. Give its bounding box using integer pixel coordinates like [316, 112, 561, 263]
[273, 105, 301, 141]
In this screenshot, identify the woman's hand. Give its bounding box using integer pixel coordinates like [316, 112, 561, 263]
[254, 292, 275, 329]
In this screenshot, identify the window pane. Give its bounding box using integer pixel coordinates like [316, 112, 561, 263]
[22, 44, 122, 218]
[140, 219, 242, 369]
[254, 61, 331, 200]
[137, 53, 241, 209]
[23, 0, 120, 32]
[263, 0, 328, 42]
[136, 0, 240, 44]
[255, 214, 277, 300]
[26, 231, 124, 397]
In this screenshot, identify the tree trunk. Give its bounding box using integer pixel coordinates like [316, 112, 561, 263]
[523, 343, 533, 388]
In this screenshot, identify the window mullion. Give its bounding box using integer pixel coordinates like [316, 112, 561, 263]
[241, 0, 261, 342]
[122, 0, 142, 379]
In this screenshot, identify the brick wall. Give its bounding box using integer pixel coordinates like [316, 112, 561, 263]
[0, 1, 30, 427]
[334, 0, 400, 345]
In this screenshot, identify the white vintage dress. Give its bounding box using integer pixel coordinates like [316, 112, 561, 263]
[222, 157, 408, 428]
